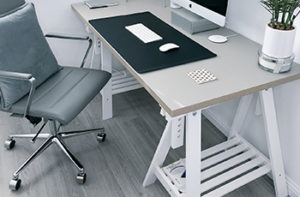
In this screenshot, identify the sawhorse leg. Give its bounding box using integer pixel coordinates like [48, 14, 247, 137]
[230, 90, 288, 197]
[100, 42, 113, 120]
[229, 94, 254, 138]
[260, 88, 288, 197]
[186, 110, 202, 197]
[143, 120, 172, 186]
[143, 110, 202, 197]
[144, 89, 287, 197]
[88, 32, 113, 120]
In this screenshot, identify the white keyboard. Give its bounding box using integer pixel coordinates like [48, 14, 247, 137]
[125, 23, 162, 43]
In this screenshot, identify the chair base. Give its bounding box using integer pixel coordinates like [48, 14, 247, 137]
[4, 120, 105, 191]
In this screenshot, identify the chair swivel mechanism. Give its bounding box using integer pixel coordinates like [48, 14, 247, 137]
[0, 1, 111, 191]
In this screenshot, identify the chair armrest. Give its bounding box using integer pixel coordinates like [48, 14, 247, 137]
[0, 70, 32, 80]
[45, 32, 90, 41]
[45, 33, 93, 68]
[0, 71, 36, 117]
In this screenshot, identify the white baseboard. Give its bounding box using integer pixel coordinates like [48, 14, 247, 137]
[287, 177, 300, 197]
[203, 109, 300, 197]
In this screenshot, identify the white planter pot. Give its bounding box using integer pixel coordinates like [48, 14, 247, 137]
[262, 24, 296, 58]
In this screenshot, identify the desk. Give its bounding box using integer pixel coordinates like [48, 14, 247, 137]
[72, 0, 300, 196]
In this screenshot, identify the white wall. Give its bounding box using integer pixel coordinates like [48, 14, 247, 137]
[27, 0, 93, 67]
[29, 0, 300, 195]
[28, 0, 124, 69]
[226, 0, 300, 63]
[205, 0, 300, 195]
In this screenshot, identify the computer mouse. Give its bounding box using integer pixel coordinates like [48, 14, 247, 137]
[159, 43, 180, 52]
[208, 35, 228, 43]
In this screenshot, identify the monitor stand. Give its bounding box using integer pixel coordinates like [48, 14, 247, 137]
[171, 8, 220, 34]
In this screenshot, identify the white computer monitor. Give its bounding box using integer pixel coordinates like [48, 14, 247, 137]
[170, 0, 228, 27]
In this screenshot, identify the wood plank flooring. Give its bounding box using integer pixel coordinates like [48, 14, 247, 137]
[0, 88, 275, 196]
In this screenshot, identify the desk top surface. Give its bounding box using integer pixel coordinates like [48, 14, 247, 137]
[72, 0, 300, 117]
[89, 12, 216, 73]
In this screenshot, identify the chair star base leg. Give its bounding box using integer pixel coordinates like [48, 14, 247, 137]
[5, 121, 106, 191]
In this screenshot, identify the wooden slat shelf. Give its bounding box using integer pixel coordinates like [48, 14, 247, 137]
[111, 69, 142, 95]
[157, 136, 271, 197]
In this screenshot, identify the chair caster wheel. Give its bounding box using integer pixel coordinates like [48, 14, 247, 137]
[97, 133, 106, 143]
[9, 178, 21, 191]
[4, 138, 15, 150]
[76, 173, 86, 184]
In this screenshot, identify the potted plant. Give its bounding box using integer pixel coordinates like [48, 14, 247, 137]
[259, 0, 300, 73]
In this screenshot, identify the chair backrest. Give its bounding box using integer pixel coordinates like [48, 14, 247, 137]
[0, 0, 25, 15]
[0, 3, 61, 110]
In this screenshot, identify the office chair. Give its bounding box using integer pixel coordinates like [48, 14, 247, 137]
[0, 0, 111, 191]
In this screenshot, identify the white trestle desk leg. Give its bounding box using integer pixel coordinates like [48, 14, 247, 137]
[143, 120, 172, 186]
[90, 34, 101, 69]
[100, 42, 113, 120]
[186, 110, 202, 197]
[259, 89, 288, 197]
[229, 94, 254, 138]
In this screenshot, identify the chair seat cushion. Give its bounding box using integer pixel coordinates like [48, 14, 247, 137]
[0, 3, 60, 109]
[11, 67, 111, 125]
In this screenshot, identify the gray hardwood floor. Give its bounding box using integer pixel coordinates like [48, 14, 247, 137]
[0, 88, 275, 197]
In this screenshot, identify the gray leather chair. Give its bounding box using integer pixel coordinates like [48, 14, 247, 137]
[0, 0, 111, 191]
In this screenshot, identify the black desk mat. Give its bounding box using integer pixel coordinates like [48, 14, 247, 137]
[89, 12, 216, 73]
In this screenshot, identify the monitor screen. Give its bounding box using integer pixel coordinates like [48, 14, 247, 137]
[190, 0, 228, 16]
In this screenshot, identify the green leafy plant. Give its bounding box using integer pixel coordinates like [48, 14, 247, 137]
[261, 0, 300, 30]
